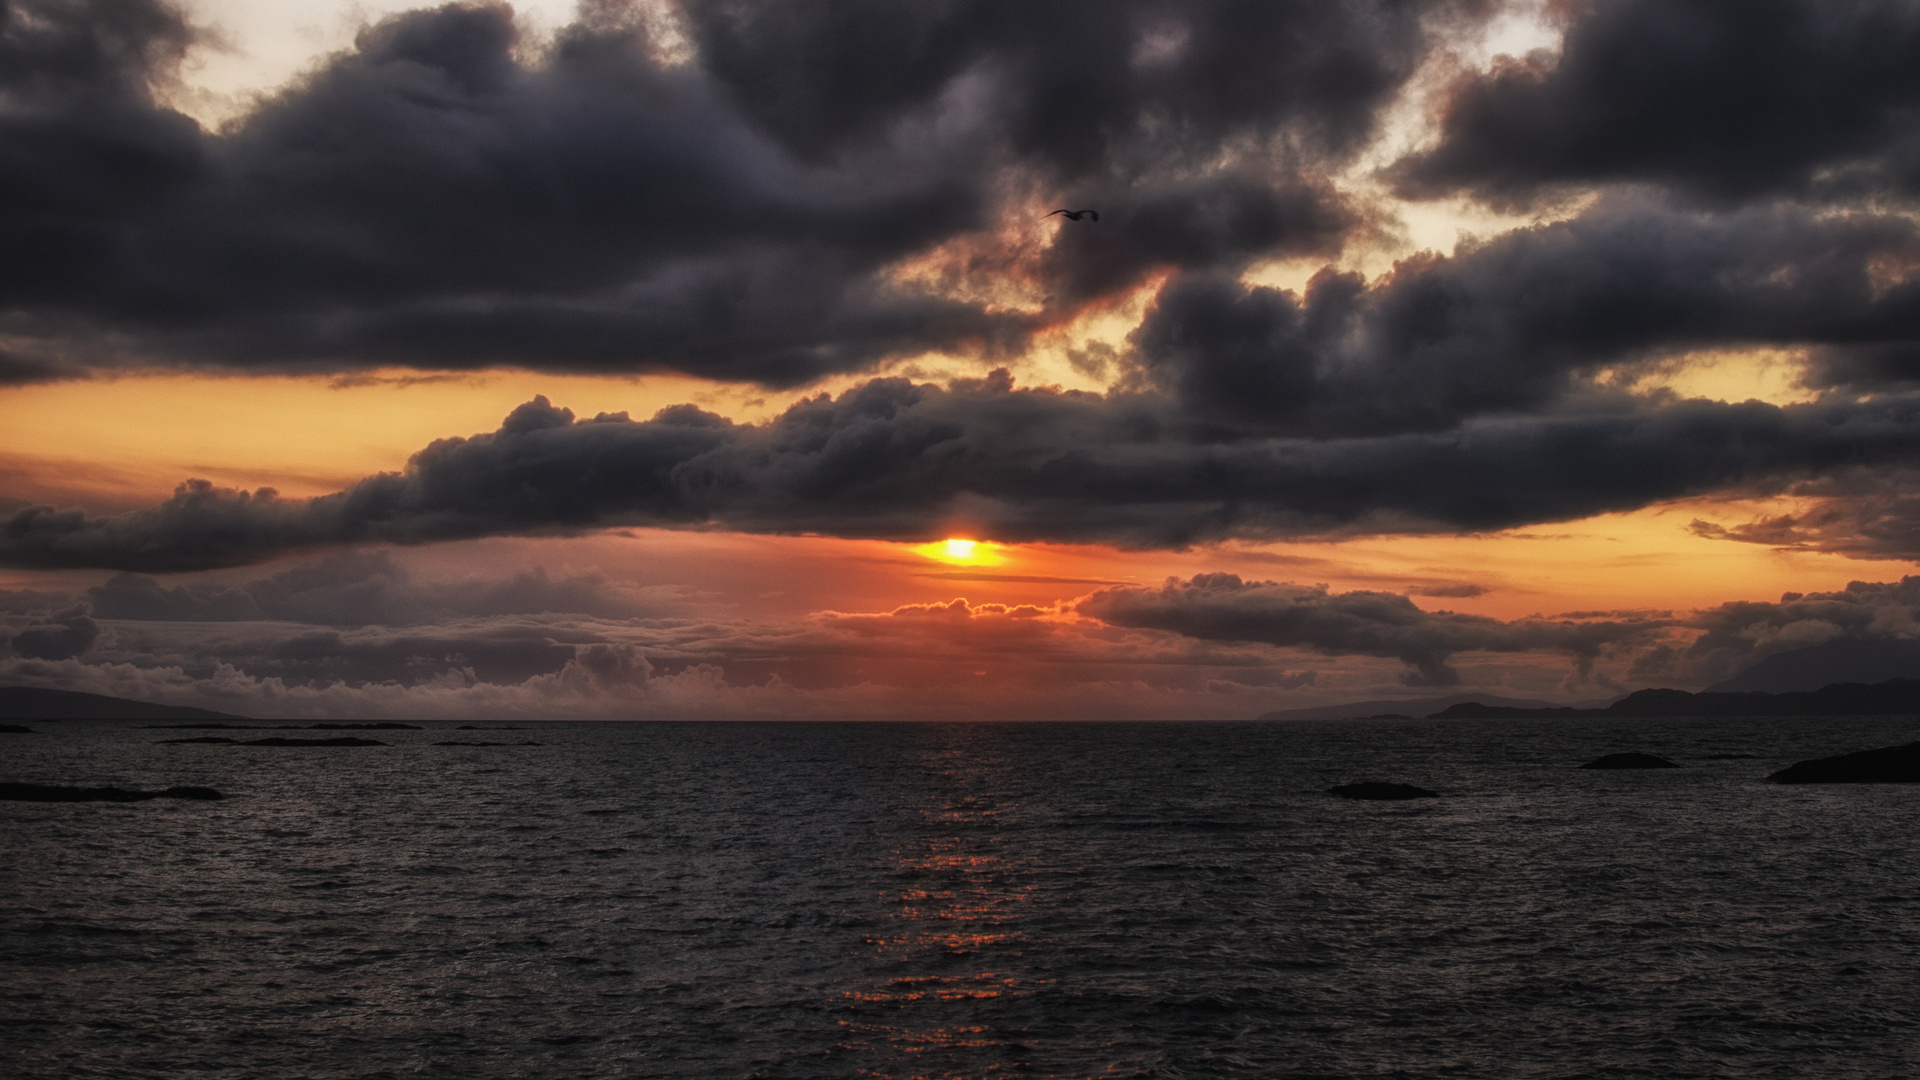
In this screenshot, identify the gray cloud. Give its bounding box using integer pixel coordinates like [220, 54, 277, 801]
[0, 0, 1472, 383]
[1078, 573, 1663, 685]
[1134, 199, 1920, 436]
[1391, 0, 1920, 206]
[85, 549, 654, 624]
[5, 604, 100, 660]
[1664, 576, 1920, 685]
[10, 375, 1920, 571]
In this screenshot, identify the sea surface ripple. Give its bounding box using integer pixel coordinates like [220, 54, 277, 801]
[4, 716, 1919, 1078]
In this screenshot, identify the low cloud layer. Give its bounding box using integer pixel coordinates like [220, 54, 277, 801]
[0, 546, 1692, 716]
[1080, 573, 1662, 685]
[12, 367, 1920, 571]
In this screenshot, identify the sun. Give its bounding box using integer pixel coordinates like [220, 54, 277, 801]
[914, 537, 1005, 566]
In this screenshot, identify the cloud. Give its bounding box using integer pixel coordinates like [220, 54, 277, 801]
[0, 0, 1473, 384]
[5, 604, 100, 660]
[86, 549, 654, 624]
[11, 369, 1920, 571]
[1671, 576, 1920, 683]
[1078, 573, 1662, 685]
[1391, 0, 1920, 206]
[1134, 199, 1920, 436]
[1687, 467, 1920, 561]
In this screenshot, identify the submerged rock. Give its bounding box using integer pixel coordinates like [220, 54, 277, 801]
[433, 740, 545, 747]
[1329, 782, 1438, 800]
[243, 736, 387, 747]
[0, 782, 223, 802]
[159, 735, 386, 747]
[1769, 742, 1920, 784]
[1579, 753, 1679, 769]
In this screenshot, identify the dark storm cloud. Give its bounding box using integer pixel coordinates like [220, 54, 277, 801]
[1078, 573, 1662, 685]
[1391, 0, 1920, 205]
[1135, 199, 1920, 436]
[1688, 469, 1920, 561]
[4, 605, 100, 660]
[0, 0, 1470, 382]
[1653, 576, 1920, 685]
[12, 375, 1920, 571]
[86, 549, 651, 624]
[91, 613, 601, 687]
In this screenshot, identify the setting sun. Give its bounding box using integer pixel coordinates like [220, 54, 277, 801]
[914, 538, 1005, 566]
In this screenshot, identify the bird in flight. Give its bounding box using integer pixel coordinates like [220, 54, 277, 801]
[1045, 209, 1099, 221]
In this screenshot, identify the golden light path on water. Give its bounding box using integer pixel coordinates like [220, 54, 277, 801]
[840, 731, 1041, 1077]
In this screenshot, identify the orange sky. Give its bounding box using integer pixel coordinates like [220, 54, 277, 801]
[3, 367, 1909, 626]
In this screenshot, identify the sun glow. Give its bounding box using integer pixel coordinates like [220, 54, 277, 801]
[915, 538, 1005, 566]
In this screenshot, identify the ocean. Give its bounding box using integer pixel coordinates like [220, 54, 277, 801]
[4, 716, 1918, 1079]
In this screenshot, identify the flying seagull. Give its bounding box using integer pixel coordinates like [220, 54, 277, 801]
[1045, 209, 1099, 221]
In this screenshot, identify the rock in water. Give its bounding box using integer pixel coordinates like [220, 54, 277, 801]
[0, 724, 35, 733]
[0, 782, 223, 802]
[159, 786, 224, 800]
[1579, 753, 1679, 769]
[1768, 742, 1920, 784]
[242, 736, 387, 747]
[1329, 782, 1438, 800]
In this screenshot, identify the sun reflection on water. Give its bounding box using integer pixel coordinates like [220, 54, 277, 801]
[836, 731, 1049, 1078]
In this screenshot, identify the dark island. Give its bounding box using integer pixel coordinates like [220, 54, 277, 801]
[1329, 782, 1438, 800]
[158, 736, 388, 747]
[0, 782, 223, 802]
[1579, 753, 1679, 769]
[0, 686, 248, 722]
[1768, 742, 1920, 784]
[1430, 678, 1920, 720]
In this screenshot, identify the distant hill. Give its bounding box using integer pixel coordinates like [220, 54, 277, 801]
[1708, 638, 1920, 693]
[1257, 693, 1613, 722]
[0, 687, 249, 721]
[1433, 678, 1920, 720]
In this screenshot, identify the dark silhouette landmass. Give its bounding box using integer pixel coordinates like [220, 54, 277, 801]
[158, 736, 387, 747]
[1579, 753, 1679, 769]
[1709, 639, 1920, 693]
[145, 722, 420, 730]
[433, 740, 545, 746]
[1259, 693, 1603, 722]
[0, 686, 247, 721]
[1329, 782, 1438, 800]
[0, 782, 223, 802]
[0, 724, 34, 733]
[1430, 679, 1920, 720]
[1768, 742, 1920, 784]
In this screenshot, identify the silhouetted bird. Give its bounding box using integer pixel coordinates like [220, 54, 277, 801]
[1045, 209, 1099, 221]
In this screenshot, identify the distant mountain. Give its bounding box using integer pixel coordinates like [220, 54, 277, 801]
[1257, 693, 1614, 722]
[1434, 678, 1920, 720]
[1708, 638, 1920, 693]
[0, 687, 249, 721]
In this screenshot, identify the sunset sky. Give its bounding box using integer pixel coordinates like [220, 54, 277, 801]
[4, 0, 1920, 719]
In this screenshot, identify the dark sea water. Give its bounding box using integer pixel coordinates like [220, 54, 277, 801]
[4, 716, 1920, 1079]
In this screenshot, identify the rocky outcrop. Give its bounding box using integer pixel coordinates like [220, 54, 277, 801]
[433, 740, 545, 746]
[1578, 753, 1679, 769]
[0, 686, 246, 721]
[1430, 679, 1920, 720]
[158, 736, 387, 747]
[1768, 742, 1920, 784]
[1329, 782, 1438, 800]
[0, 782, 223, 802]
